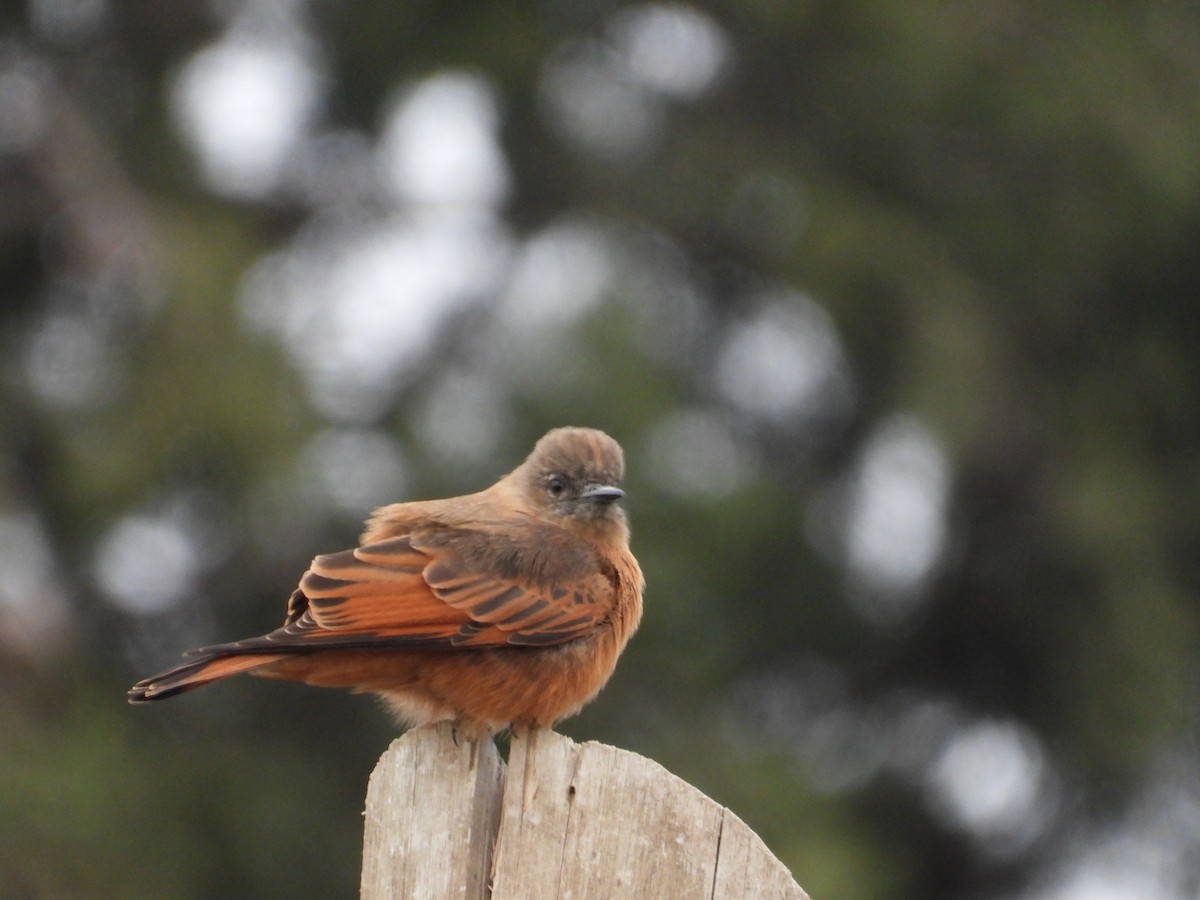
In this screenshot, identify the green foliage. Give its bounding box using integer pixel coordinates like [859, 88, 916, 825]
[2, 1, 1199, 898]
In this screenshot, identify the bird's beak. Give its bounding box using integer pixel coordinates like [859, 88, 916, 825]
[582, 484, 625, 502]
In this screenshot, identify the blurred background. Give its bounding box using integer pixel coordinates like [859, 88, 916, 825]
[1, 1, 1199, 898]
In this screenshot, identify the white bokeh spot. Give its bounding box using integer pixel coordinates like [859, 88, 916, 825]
[611, 3, 731, 101]
[843, 416, 950, 619]
[94, 513, 202, 614]
[716, 293, 851, 423]
[378, 71, 510, 208]
[927, 719, 1051, 849]
[172, 35, 323, 198]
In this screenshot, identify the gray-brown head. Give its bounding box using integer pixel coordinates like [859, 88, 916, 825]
[511, 427, 628, 531]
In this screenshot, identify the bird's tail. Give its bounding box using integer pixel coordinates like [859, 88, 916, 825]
[128, 651, 281, 703]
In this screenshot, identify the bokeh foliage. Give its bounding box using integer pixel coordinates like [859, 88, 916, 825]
[2, 2, 1199, 898]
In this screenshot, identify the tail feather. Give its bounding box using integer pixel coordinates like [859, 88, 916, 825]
[128, 652, 281, 703]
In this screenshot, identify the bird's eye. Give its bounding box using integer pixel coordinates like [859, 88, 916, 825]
[547, 476, 567, 497]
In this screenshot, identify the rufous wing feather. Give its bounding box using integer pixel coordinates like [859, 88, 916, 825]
[129, 522, 623, 702]
[277, 526, 618, 649]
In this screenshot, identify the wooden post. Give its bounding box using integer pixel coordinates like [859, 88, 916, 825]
[361, 724, 810, 899]
[361, 722, 504, 900]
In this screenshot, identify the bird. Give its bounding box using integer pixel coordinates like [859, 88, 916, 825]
[129, 427, 644, 736]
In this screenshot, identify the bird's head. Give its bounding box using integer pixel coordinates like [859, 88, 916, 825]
[515, 427, 628, 531]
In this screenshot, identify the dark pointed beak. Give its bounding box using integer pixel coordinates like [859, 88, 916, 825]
[582, 484, 625, 502]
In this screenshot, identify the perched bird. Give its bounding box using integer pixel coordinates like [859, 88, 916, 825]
[129, 427, 644, 735]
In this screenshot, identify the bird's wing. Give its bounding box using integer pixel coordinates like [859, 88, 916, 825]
[409, 525, 618, 646]
[193, 524, 617, 657]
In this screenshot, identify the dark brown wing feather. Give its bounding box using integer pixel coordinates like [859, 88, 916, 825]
[186, 522, 617, 658]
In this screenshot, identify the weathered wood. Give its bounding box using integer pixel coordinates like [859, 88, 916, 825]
[361, 722, 504, 900]
[361, 725, 809, 899]
[487, 728, 582, 896]
[710, 808, 809, 899]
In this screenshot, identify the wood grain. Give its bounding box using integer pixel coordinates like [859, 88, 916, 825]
[361, 722, 504, 900]
[361, 726, 809, 899]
